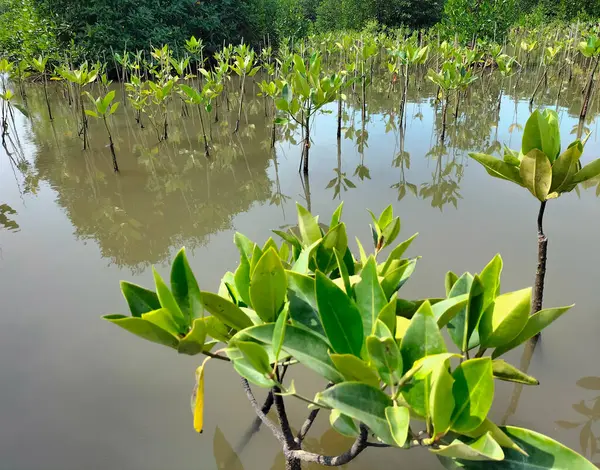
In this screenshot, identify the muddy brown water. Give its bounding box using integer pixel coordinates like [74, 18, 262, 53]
[1, 73, 600, 469]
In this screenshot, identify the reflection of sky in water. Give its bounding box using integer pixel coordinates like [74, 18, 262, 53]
[1, 76, 600, 469]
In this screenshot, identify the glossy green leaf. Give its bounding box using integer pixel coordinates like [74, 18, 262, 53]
[272, 307, 289, 363]
[479, 288, 531, 348]
[445, 272, 459, 296]
[142, 307, 182, 337]
[316, 223, 348, 273]
[432, 294, 469, 328]
[380, 233, 418, 276]
[479, 254, 503, 311]
[291, 240, 321, 274]
[241, 324, 343, 383]
[330, 202, 344, 228]
[330, 353, 380, 387]
[378, 205, 394, 229]
[432, 432, 504, 461]
[492, 360, 539, 385]
[460, 419, 527, 456]
[103, 314, 179, 348]
[120, 281, 160, 317]
[450, 358, 494, 433]
[234, 358, 277, 388]
[286, 271, 324, 336]
[377, 298, 397, 336]
[315, 271, 364, 357]
[430, 360, 455, 437]
[385, 406, 410, 447]
[178, 318, 207, 355]
[551, 141, 583, 193]
[355, 256, 387, 336]
[440, 426, 597, 469]
[234, 232, 255, 261]
[171, 248, 203, 321]
[201, 292, 253, 331]
[329, 409, 359, 437]
[296, 203, 321, 245]
[570, 158, 600, 185]
[492, 305, 573, 358]
[334, 248, 352, 295]
[153, 267, 188, 332]
[367, 335, 402, 386]
[236, 341, 273, 376]
[520, 149, 553, 201]
[316, 382, 395, 445]
[468, 153, 523, 185]
[400, 301, 447, 373]
[234, 255, 252, 307]
[381, 217, 401, 248]
[381, 258, 417, 299]
[448, 274, 484, 352]
[202, 316, 232, 343]
[522, 109, 560, 163]
[250, 248, 287, 323]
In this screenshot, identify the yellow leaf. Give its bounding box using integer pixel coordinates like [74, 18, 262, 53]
[192, 357, 211, 433]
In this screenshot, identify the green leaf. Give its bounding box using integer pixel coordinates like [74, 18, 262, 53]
[330, 353, 380, 387]
[171, 248, 203, 321]
[479, 288, 531, 348]
[355, 256, 387, 336]
[153, 267, 188, 332]
[432, 432, 504, 461]
[286, 271, 324, 336]
[142, 307, 181, 337]
[377, 298, 397, 336]
[492, 305, 574, 358]
[551, 141, 583, 193]
[522, 109, 560, 163]
[330, 202, 344, 228]
[570, 158, 600, 185]
[236, 341, 272, 376]
[120, 281, 160, 317]
[334, 248, 352, 295]
[450, 358, 494, 433]
[492, 359, 539, 385]
[234, 232, 255, 261]
[272, 307, 289, 363]
[250, 248, 287, 323]
[479, 254, 503, 311]
[178, 318, 207, 355]
[84, 109, 98, 118]
[367, 335, 402, 386]
[315, 271, 364, 357]
[520, 149, 553, 201]
[203, 316, 232, 343]
[291, 239, 321, 274]
[378, 205, 394, 229]
[381, 258, 417, 299]
[296, 203, 321, 245]
[329, 409, 359, 437]
[380, 233, 418, 276]
[316, 223, 348, 273]
[201, 292, 253, 331]
[240, 324, 343, 383]
[103, 314, 179, 348]
[430, 361, 455, 437]
[441, 426, 597, 469]
[385, 406, 410, 447]
[447, 274, 484, 352]
[445, 272, 459, 296]
[400, 301, 447, 373]
[468, 153, 523, 185]
[460, 419, 527, 456]
[381, 217, 401, 248]
[233, 358, 277, 388]
[432, 294, 469, 328]
[316, 382, 395, 445]
[234, 255, 252, 306]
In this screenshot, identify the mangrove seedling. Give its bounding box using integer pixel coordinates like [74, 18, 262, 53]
[30, 56, 53, 121]
[577, 35, 600, 127]
[103, 204, 594, 470]
[469, 109, 600, 317]
[85, 90, 121, 172]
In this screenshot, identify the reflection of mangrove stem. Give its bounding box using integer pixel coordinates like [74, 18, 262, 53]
[580, 56, 599, 122]
[529, 69, 547, 108]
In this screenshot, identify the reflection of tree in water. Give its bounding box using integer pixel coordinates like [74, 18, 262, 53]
[420, 143, 464, 211]
[28, 103, 274, 271]
[557, 376, 600, 466]
[0, 204, 19, 231]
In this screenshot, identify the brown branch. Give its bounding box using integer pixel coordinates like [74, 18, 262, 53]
[241, 378, 284, 445]
[295, 382, 333, 445]
[288, 424, 370, 466]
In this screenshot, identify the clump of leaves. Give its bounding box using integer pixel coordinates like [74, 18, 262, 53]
[469, 109, 600, 202]
[104, 204, 594, 469]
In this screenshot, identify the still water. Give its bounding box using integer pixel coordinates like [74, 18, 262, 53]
[1, 74, 600, 469]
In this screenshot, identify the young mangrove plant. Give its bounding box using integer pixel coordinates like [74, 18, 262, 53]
[577, 35, 600, 129]
[85, 90, 121, 172]
[231, 44, 260, 134]
[275, 53, 346, 175]
[469, 109, 600, 317]
[30, 56, 53, 121]
[103, 203, 594, 470]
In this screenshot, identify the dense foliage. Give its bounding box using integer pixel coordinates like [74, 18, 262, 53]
[4, 0, 600, 64]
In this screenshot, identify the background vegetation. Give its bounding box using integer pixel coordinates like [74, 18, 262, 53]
[1, 0, 600, 64]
